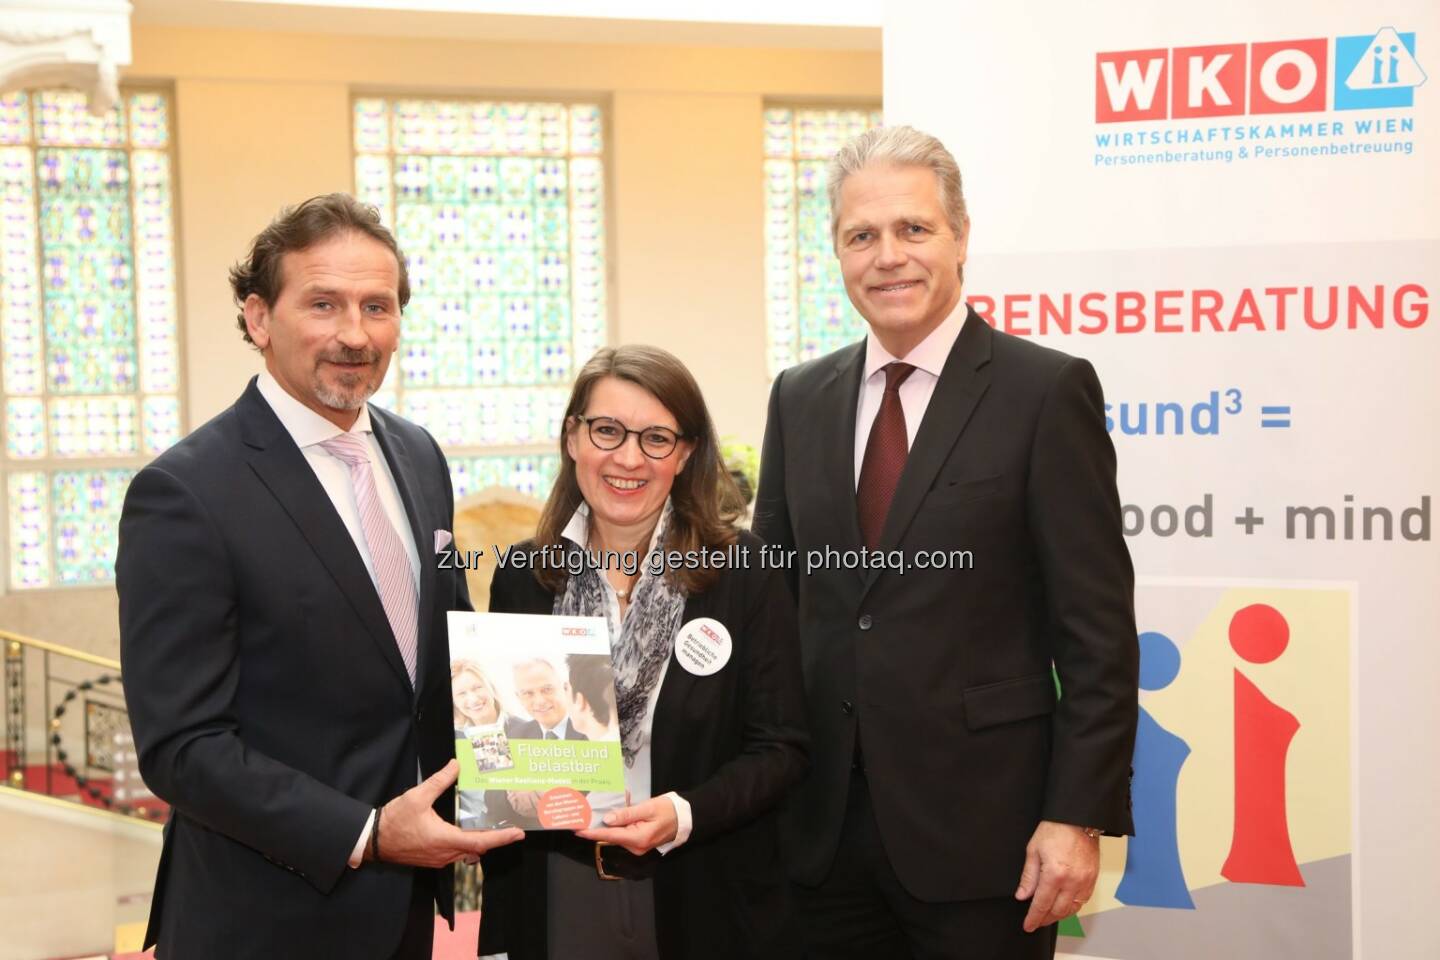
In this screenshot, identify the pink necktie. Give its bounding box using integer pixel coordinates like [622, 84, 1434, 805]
[857, 362, 916, 549]
[320, 432, 418, 686]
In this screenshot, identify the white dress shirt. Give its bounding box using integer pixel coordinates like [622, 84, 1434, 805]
[853, 298, 970, 488]
[253, 371, 421, 869]
[560, 503, 694, 854]
[256, 371, 421, 590]
[536, 716, 575, 739]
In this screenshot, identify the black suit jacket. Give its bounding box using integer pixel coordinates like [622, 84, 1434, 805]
[477, 531, 809, 959]
[117, 378, 471, 957]
[753, 308, 1139, 903]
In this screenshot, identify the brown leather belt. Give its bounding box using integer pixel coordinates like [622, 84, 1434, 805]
[551, 832, 660, 881]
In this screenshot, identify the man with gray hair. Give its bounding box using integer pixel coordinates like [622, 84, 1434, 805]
[755, 126, 1138, 958]
[510, 657, 587, 742]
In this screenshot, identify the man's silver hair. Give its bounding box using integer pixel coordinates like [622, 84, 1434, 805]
[827, 125, 968, 250]
[513, 657, 560, 677]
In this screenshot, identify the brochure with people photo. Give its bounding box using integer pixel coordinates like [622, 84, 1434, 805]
[448, 610, 626, 831]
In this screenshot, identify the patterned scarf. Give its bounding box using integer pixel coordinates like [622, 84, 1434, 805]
[554, 501, 687, 765]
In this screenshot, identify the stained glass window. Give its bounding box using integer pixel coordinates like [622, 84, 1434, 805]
[353, 98, 606, 482]
[449, 454, 559, 501]
[1, 89, 181, 590]
[764, 106, 882, 376]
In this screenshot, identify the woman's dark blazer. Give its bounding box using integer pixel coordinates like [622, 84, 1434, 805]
[477, 529, 809, 959]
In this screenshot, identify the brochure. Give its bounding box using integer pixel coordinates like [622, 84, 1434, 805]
[448, 610, 625, 831]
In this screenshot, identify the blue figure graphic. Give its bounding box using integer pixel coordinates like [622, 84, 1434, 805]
[1116, 631, 1194, 909]
[1373, 45, 1384, 85]
[1389, 45, 1400, 84]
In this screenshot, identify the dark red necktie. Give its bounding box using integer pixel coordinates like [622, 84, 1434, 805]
[857, 362, 916, 549]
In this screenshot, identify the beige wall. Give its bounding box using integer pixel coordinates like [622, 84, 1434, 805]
[611, 91, 769, 448]
[0, 788, 162, 960]
[0, 25, 878, 647]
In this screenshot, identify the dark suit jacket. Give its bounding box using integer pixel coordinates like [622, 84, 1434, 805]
[117, 378, 471, 957]
[477, 531, 809, 959]
[753, 308, 1139, 903]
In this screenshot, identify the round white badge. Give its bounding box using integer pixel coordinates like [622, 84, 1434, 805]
[675, 617, 733, 676]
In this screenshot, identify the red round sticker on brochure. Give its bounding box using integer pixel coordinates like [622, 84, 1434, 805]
[537, 788, 592, 829]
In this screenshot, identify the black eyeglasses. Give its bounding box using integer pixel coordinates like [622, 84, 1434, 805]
[572, 415, 685, 460]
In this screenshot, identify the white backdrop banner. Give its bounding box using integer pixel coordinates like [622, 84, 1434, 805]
[885, 1, 1438, 957]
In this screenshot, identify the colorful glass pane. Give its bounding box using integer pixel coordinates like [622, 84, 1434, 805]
[35, 90, 125, 147]
[388, 100, 575, 157]
[764, 107, 881, 375]
[50, 469, 134, 584]
[794, 107, 875, 160]
[353, 98, 390, 153]
[49, 396, 140, 456]
[132, 150, 179, 394]
[38, 147, 137, 399]
[0, 92, 30, 145]
[128, 93, 169, 148]
[570, 105, 602, 157]
[399, 386, 569, 449]
[5, 398, 45, 458]
[449, 454, 560, 500]
[7, 472, 48, 588]
[763, 108, 793, 159]
[1, 147, 42, 395]
[142, 395, 181, 454]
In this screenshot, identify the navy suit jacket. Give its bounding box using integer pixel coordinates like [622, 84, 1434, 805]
[118, 378, 471, 957]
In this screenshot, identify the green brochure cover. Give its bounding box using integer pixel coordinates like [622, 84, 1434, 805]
[448, 611, 625, 831]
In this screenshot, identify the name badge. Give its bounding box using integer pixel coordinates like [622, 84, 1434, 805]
[675, 617, 732, 676]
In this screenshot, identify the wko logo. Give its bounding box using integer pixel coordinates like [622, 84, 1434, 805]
[1096, 27, 1425, 123]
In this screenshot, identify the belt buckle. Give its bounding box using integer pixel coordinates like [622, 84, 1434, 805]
[594, 841, 623, 881]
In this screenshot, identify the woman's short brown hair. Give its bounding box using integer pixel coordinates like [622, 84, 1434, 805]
[534, 345, 743, 594]
[229, 193, 410, 346]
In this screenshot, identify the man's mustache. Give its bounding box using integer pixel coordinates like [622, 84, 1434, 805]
[320, 348, 381, 365]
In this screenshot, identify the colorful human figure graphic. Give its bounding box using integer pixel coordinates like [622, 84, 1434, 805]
[1370, 43, 1403, 86]
[1116, 631, 1194, 908]
[1221, 603, 1305, 886]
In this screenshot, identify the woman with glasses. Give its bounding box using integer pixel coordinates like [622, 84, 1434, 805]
[478, 345, 809, 960]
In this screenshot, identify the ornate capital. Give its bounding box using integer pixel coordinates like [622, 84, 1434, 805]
[0, 1, 133, 115]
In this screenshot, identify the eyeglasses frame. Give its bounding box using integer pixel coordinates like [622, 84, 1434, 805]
[570, 414, 688, 461]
